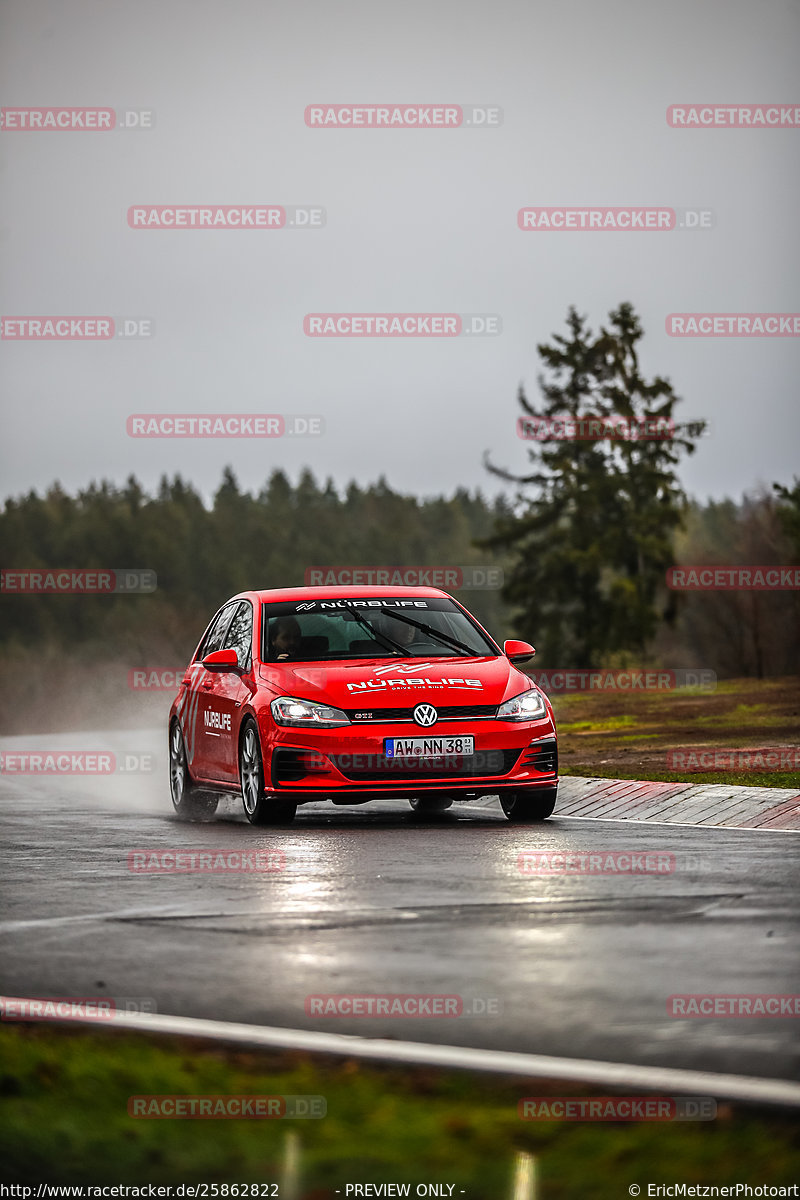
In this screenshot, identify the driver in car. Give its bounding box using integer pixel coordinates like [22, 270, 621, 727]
[268, 616, 302, 661]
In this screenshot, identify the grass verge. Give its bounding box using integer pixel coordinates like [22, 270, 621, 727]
[548, 676, 800, 789]
[0, 1025, 799, 1197]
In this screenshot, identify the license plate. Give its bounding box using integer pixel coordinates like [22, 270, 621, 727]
[384, 736, 475, 758]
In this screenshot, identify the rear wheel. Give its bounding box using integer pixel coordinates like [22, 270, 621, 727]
[240, 722, 297, 826]
[500, 787, 557, 822]
[169, 721, 218, 821]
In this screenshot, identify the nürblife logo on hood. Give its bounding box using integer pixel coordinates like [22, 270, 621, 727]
[347, 673, 482, 693]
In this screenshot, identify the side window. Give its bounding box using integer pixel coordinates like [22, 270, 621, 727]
[197, 604, 236, 660]
[224, 601, 253, 669]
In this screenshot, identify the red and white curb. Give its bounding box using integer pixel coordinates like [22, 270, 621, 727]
[555, 776, 800, 830]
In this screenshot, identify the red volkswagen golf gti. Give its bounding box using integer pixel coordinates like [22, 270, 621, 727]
[168, 587, 558, 824]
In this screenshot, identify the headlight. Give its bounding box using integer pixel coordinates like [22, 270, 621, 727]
[270, 696, 351, 727]
[496, 687, 547, 721]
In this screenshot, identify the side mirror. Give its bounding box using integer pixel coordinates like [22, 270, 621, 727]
[202, 648, 239, 670]
[504, 639, 535, 664]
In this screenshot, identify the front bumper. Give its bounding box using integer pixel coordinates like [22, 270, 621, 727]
[261, 717, 558, 801]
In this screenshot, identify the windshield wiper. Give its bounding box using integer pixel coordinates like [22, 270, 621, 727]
[348, 611, 412, 656]
[379, 609, 475, 657]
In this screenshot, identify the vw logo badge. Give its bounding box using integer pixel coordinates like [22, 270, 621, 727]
[413, 703, 438, 727]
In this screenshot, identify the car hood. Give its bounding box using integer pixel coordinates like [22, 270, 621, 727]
[258, 656, 536, 710]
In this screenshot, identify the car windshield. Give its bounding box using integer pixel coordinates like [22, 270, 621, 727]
[261, 597, 498, 662]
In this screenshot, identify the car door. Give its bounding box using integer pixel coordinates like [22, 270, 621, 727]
[184, 602, 237, 778]
[204, 600, 254, 782]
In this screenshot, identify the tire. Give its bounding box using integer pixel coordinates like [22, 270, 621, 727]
[169, 721, 218, 821]
[500, 787, 557, 822]
[240, 721, 297, 826]
[408, 793, 454, 814]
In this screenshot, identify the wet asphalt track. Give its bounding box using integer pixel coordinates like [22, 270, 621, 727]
[0, 730, 798, 1082]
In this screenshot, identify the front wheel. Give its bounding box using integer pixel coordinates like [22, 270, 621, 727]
[169, 721, 218, 821]
[500, 787, 557, 822]
[240, 722, 297, 825]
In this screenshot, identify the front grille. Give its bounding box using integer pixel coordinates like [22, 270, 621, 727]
[520, 737, 558, 774]
[329, 748, 521, 781]
[345, 703, 498, 723]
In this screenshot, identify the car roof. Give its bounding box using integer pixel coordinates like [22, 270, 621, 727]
[235, 585, 454, 603]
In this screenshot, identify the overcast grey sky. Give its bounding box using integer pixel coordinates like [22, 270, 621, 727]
[1, 0, 798, 506]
